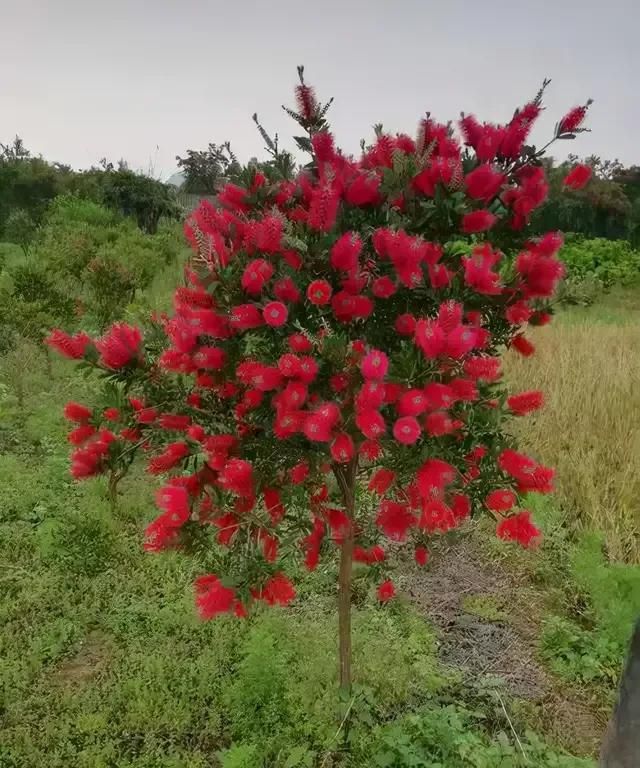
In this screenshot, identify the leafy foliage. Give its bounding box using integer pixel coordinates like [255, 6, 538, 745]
[176, 141, 242, 194]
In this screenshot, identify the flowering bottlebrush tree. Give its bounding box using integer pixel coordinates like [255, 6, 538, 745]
[47, 67, 592, 695]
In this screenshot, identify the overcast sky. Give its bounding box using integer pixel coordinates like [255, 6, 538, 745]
[4, 0, 639, 179]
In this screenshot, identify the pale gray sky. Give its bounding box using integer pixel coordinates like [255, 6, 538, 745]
[3, 0, 639, 178]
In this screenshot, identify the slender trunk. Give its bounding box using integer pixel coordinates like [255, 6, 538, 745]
[107, 471, 121, 514]
[334, 457, 358, 708]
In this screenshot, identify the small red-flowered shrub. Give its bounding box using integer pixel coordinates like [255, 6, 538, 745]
[47, 67, 591, 692]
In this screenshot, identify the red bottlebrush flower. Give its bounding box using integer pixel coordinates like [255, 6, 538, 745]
[505, 301, 533, 326]
[96, 323, 142, 369]
[193, 346, 226, 370]
[395, 313, 417, 336]
[254, 215, 284, 253]
[263, 301, 288, 328]
[372, 276, 397, 298]
[307, 279, 332, 306]
[463, 355, 501, 382]
[147, 442, 189, 474]
[377, 580, 396, 602]
[361, 349, 389, 380]
[144, 518, 179, 553]
[290, 460, 309, 485]
[428, 262, 454, 290]
[397, 389, 429, 417]
[345, 172, 381, 206]
[450, 378, 478, 402]
[383, 382, 403, 405]
[288, 332, 313, 353]
[465, 164, 506, 202]
[256, 530, 279, 563]
[187, 424, 205, 441]
[368, 467, 396, 495]
[437, 301, 464, 334]
[303, 413, 333, 442]
[45, 329, 91, 359]
[297, 356, 319, 384]
[195, 575, 237, 619]
[360, 439, 382, 460]
[393, 416, 421, 445]
[229, 304, 264, 332]
[68, 424, 97, 445]
[414, 546, 429, 566]
[213, 512, 240, 546]
[63, 402, 92, 423]
[537, 231, 564, 258]
[423, 383, 455, 411]
[159, 414, 192, 431]
[274, 277, 301, 304]
[219, 458, 254, 498]
[462, 209, 497, 234]
[103, 407, 120, 421]
[507, 390, 544, 416]
[156, 485, 190, 527]
[463, 244, 502, 296]
[120, 427, 141, 442]
[136, 406, 158, 424]
[496, 510, 541, 548]
[355, 408, 386, 439]
[563, 164, 592, 190]
[331, 432, 355, 463]
[445, 325, 483, 360]
[451, 493, 471, 522]
[249, 365, 284, 392]
[312, 130, 336, 163]
[331, 232, 362, 272]
[377, 500, 415, 541]
[498, 448, 537, 477]
[329, 373, 350, 393]
[263, 487, 286, 524]
[278, 353, 302, 378]
[415, 319, 446, 359]
[511, 333, 535, 357]
[259, 572, 296, 606]
[241, 259, 274, 295]
[218, 183, 249, 212]
[485, 489, 517, 512]
[241, 389, 264, 411]
[557, 101, 591, 135]
[308, 184, 339, 232]
[325, 507, 351, 542]
[295, 84, 318, 120]
[425, 411, 458, 437]
[419, 499, 456, 533]
[416, 459, 456, 499]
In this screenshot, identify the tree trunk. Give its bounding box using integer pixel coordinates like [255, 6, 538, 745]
[107, 471, 121, 514]
[334, 458, 358, 704]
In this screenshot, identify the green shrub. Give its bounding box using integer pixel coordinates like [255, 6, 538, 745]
[539, 531, 640, 690]
[361, 705, 593, 767]
[560, 237, 640, 287]
[30, 195, 182, 327]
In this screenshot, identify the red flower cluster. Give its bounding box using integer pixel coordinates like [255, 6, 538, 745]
[48, 72, 591, 620]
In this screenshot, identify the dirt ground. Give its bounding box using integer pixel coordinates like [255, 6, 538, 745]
[406, 535, 607, 758]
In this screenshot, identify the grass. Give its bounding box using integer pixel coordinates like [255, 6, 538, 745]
[504, 290, 640, 562]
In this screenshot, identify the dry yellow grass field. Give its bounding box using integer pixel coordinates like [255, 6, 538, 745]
[504, 308, 640, 563]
